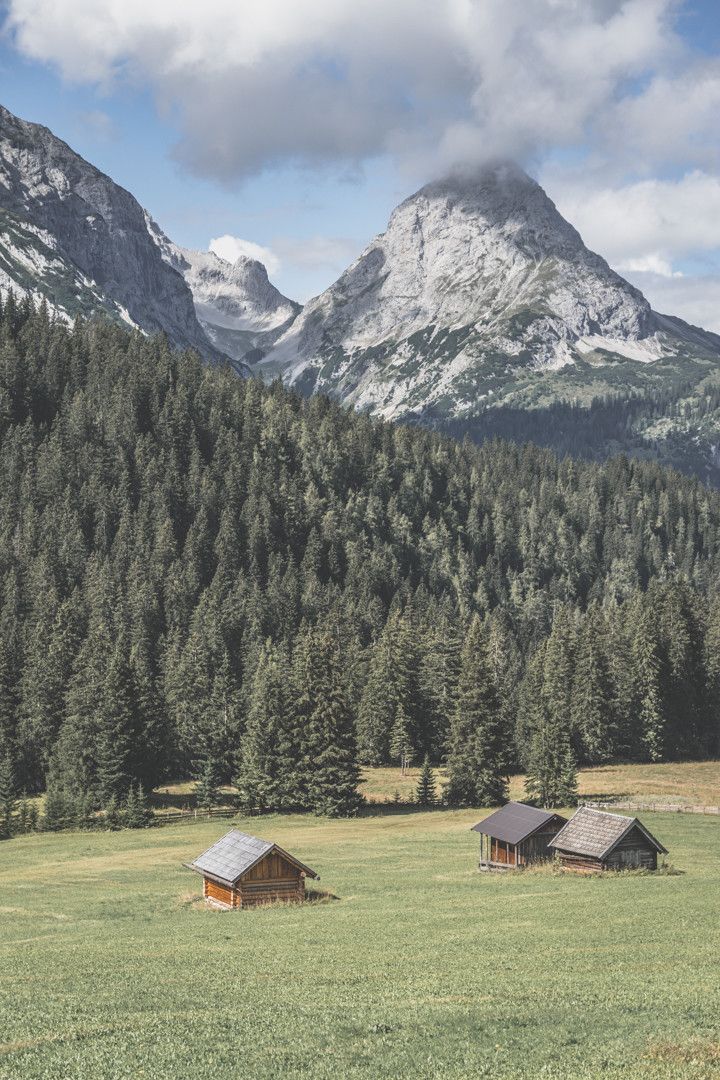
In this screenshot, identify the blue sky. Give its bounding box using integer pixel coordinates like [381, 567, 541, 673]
[2, 1, 720, 323]
[0, 39, 404, 300]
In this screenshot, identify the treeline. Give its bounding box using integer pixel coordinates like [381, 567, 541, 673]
[436, 378, 720, 483]
[1, 295, 720, 817]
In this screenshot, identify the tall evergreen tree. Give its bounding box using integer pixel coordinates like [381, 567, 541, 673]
[445, 616, 508, 807]
[522, 647, 578, 808]
[236, 642, 300, 812]
[295, 622, 362, 817]
[0, 755, 16, 839]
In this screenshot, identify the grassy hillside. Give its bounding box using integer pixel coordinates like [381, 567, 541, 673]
[359, 760, 720, 807]
[1, 809, 718, 1079]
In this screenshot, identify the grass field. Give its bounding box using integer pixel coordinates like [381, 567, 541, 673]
[360, 760, 720, 806]
[1, 805, 719, 1080]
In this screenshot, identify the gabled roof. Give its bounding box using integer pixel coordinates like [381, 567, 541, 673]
[471, 802, 566, 845]
[549, 806, 668, 859]
[186, 830, 318, 887]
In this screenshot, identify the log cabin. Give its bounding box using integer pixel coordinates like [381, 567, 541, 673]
[186, 829, 319, 908]
[549, 805, 668, 872]
[471, 801, 567, 871]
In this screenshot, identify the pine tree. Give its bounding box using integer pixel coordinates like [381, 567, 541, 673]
[104, 794, 122, 830]
[0, 755, 16, 839]
[295, 622, 362, 817]
[236, 642, 300, 813]
[42, 781, 73, 832]
[571, 611, 615, 764]
[522, 647, 578, 808]
[631, 604, 667, 762]
[389, 703, 413, 775]
[95, 639, 136, 804]
[124, 783, 152, 828]
[445, 616, 508, 807]
[195, 759, 221, 812]
[415, 754, 437, 806]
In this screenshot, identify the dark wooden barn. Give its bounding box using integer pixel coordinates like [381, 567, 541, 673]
[549, 806, 668, 872]
[186, 829, 319, 908]
[472, 802, 567, 870]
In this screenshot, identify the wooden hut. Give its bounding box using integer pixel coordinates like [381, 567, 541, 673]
[471, 802, 567, 870]
[549, 806, 667, 872]
[186, 829, 319, 908]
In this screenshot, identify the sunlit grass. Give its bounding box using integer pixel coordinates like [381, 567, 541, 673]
[0, 806, 718, 1079]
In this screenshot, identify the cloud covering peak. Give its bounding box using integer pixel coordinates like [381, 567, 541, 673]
[6, 0, 714, 183]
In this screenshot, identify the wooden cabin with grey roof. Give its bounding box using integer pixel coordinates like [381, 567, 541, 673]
[471, 802, 567, 870]
[186, 830, 319, 909]
[549, 806, 668, 872]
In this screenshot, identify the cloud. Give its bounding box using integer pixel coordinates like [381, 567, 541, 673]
[5, 0, 709, 184]
[546, 171, 720, 270]
[209, 235, 281, 275]
[77, 108, 116, 142]
[622, 271, 720, 334]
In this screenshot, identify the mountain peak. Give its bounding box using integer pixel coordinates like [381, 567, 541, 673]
[261, 164, 719, 419]
[0, 103, 227, 363]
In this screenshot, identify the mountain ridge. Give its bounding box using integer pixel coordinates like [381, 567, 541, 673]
[0, 104, 236, 365]
[260, 162, 720, 421]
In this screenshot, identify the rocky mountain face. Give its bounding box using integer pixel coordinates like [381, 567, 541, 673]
[261, 163, 720, 422]
[0, 104, 229, 363]
[147, 218, 299, 364]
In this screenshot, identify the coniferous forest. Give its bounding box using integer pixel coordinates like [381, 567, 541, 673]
[1, 295, 720, 818]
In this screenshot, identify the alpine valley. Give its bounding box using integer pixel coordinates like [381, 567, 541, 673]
[3, 102, 720, 479]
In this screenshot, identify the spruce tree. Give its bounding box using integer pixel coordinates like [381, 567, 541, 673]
[631, 604, 667, 762]
[0, 755, 16, 839]
[236, 642, 300, 813]
[195, 759, 221, 812]
[445, 616, 509, 807]
[124, 783, 152, 828]
[295, 622, 362, 817]
[415, 754, 437, 806]
[522, 647, 578, 808]
[389, 703, 413, 775]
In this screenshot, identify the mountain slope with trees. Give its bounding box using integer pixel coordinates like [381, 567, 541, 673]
[1, 296, 719, 816]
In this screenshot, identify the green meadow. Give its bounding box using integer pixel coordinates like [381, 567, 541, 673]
[1, 807, 719, 1080]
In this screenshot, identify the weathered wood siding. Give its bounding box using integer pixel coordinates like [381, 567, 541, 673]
[605, 826, 658, 870]
[557, 852, 606, 873]
[558, 827, 659, 873]
[517, 824, 565, 865]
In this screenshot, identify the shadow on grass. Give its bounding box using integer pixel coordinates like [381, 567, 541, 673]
[358, 801, 458, 817]
[305, 888, 341, 904]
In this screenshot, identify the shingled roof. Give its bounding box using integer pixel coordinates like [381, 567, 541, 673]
[549, 806, 668, 860]
[471, 802, 566, 845]
[187, 830, 318, 887]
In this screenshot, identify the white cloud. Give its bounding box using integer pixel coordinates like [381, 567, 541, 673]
[5, 0, 703, 183]
[77, 108, 116, 142]
[209, 235, 281, 275]
[622, 271, 720, 334]
[546, 171, 720, 269]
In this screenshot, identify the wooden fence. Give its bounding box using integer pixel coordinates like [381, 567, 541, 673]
[582, 800, 720, 816]
[154, 807, 238, 825]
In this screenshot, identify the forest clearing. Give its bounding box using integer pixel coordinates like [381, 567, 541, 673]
[0, 797, 718, 1080]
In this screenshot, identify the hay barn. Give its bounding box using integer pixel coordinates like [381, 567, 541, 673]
[186, 829, 318, 908]
[549, 806, 668, 872]
[471, 802, 567, 870]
